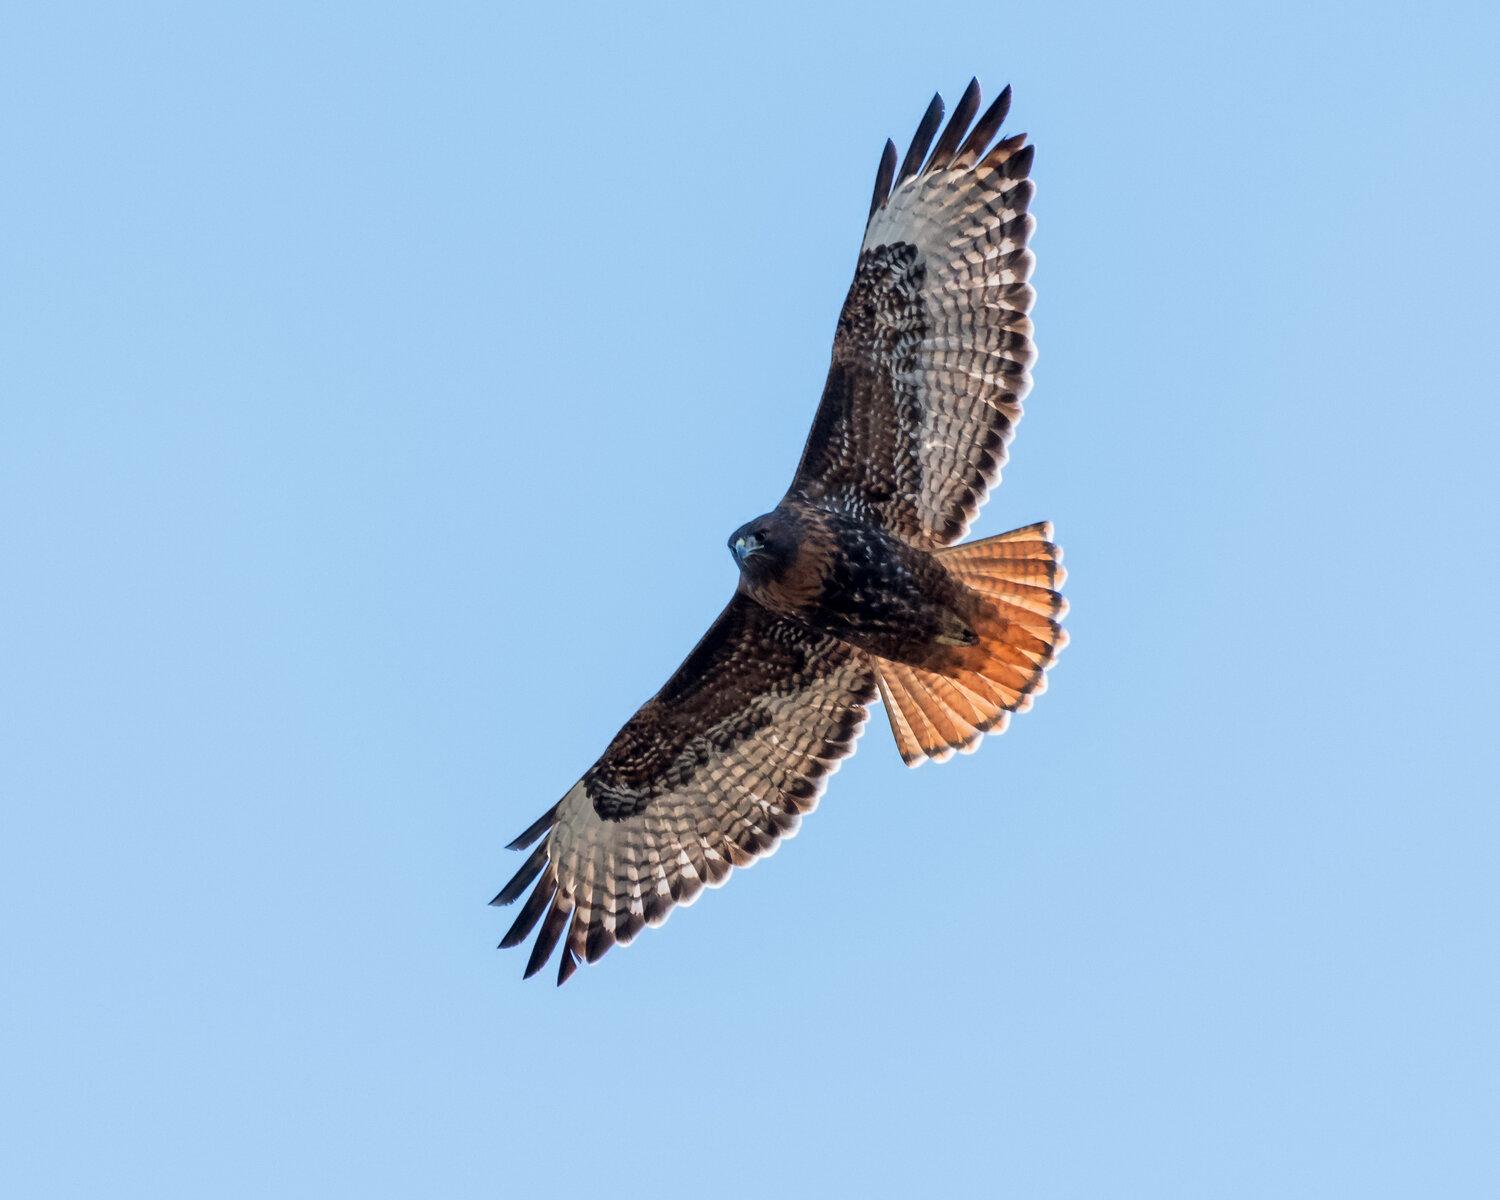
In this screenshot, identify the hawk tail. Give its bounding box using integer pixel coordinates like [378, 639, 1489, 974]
[874, 522, 1067, 766]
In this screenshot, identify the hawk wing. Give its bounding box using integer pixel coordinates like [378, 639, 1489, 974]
[789, 79, 1037, 548]
[492, 595, 876, 984]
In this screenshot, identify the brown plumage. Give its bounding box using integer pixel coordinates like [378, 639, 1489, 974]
[494, 79, 1067, 983]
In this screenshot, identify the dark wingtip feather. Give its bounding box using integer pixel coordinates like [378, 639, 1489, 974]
[896, 92, 944, 184]
[585, 921, 612, 964]
[506, 803, 558, 851]
[615, 909, 645, 945]
[556, 943, 579, 986]
[522, 902, 569, 979]
[499, 875, 556, 948]
[927, 77, 982, 171]
[489, 840, 548, 906]
[867, 138, 897, 223]
[1005, 142, 1035, 180]
[955, 83, 1012, 166]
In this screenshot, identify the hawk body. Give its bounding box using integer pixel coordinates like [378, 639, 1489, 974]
[494, 79, 1067, 984]
[735, 501, 979, 665]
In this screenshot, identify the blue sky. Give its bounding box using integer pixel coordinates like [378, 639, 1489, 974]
[3, 2, 1497, 1196]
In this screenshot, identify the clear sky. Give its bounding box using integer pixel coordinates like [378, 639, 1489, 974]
[3, 3, 1497, 1197]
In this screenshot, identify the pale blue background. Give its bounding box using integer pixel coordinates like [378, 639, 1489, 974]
[3, 3, 1497, 1196]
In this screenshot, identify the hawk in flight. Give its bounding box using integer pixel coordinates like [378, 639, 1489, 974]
[494, 79, 1067, 983]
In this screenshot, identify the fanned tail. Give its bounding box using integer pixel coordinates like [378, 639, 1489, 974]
[875, 521, 1067, 766]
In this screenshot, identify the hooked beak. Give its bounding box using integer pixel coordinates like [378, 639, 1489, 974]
[731, 534, 764, 565]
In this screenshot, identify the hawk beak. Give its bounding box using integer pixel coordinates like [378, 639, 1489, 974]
[732, 535, 762, 564]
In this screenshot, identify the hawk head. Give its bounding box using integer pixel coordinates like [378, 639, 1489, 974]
[728, 511, 795, 583]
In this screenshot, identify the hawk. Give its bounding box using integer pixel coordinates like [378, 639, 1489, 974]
[493, 79, 1067, 983]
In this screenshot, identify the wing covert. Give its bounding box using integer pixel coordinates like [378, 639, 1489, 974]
[790, 79, 1037, 548]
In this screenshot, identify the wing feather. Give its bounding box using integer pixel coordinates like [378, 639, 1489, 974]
[499, 873, 555, 949]
[954, 85, 1012, 168]
[924, 77, 981, 172]
[895, 92, 944, 185]
[867, 138, 897, 223]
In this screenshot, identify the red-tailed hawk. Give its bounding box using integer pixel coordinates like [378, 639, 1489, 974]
[494, 79, 1067, 983]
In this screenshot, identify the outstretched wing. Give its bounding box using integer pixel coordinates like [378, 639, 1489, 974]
[492, 595, 876, 984]
[790, 79, 1037, 548]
